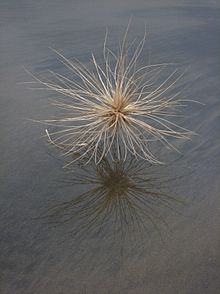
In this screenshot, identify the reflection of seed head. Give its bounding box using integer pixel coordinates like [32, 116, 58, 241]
[45, 153, 186, 241]
[98, 161, 131, 196]
[32, 26, 196, 165]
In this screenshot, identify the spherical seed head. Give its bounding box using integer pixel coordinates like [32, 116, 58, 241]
[36, 28, 196, 165]
[100, 95, 134, 129]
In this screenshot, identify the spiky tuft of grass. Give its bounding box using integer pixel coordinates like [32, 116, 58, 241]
[30, 26, 197, 165]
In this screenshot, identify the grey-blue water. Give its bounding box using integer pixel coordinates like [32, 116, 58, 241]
[1, 1, 220, 293]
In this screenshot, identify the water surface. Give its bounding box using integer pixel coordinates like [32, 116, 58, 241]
[0, 0, 220, 293]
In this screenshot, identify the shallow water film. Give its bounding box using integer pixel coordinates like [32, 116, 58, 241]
[1, 0, 220, 293]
